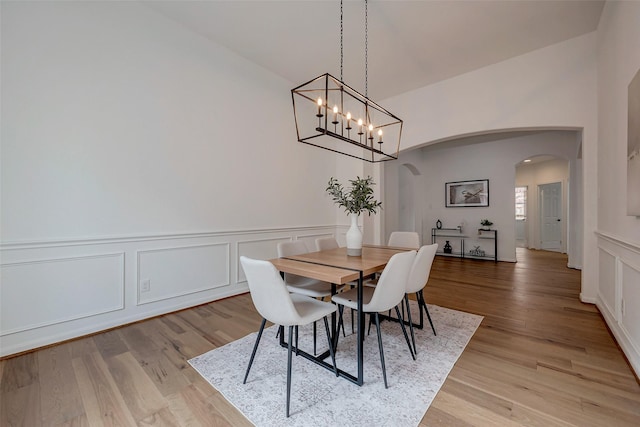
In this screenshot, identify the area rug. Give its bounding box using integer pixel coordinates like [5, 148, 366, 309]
[189, 303, 482, 426]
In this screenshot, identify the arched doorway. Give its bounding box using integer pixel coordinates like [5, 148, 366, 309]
[383, 128, 581, 266]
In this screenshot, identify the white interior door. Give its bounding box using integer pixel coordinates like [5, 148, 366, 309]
[539, 182, 562, 251]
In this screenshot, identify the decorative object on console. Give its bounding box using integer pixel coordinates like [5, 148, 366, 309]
[443, 241, 452, 254]
[436, 219, 442, 229]
[469, 246, 485, 257]
[291, 0, 402, 163]
[445, 179, 489, 207]
[326, 176, 382, 256]
[480, 219, 493, 230]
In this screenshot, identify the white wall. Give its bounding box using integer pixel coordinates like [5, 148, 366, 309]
[0, 1, 343, 356]
[380, 1, 640, 376]
[1, 1, 339, 241]
[595, 1, 640, 376]
[385, 131, 579, 264]
[381, 31, 597, 300]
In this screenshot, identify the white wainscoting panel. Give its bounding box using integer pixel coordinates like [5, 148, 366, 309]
[0, 225, 338, 357]
[596, 231, 640, 377]
[237, 237, 291, 283]
[1, 253, 125, 335]
[297, 232, 335, 252]
[621, 260, 640, 358]
[598, 247, 617, 316]
[137, 243, 229, 305]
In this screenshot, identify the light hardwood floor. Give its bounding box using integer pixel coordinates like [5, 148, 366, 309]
[1, 249, 639, 426]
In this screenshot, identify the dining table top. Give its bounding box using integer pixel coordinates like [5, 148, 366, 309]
[268, 243, 416, 386]
[269, 244, 413, 284]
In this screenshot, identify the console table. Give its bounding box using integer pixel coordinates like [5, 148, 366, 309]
[431, 227, 497, 262]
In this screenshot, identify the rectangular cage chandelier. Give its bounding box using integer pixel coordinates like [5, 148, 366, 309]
[291, 73, 403, 163]
[290, 1, 403, 163]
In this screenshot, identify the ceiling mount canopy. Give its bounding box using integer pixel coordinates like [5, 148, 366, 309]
[291, 0, 403, 163]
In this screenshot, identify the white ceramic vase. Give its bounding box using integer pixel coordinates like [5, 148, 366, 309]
[346, 214, 363, 256]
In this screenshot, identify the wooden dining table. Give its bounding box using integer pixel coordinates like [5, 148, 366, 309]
[269, 244, 411, 386]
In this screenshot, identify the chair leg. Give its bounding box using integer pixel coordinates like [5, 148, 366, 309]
[313, 321, 317, 355]
[351, 308, 355, 334]
[334, 305, 344, 351]
[286, 325, 294, 418]
[350, 284, 356, 334]
[395, 305, 416, 361]
[323, 316, 339, 377]
[243, 318, 267, 384]
[341, 313, 347, 337]
[405, 295, 417, 355]
[419, 290, 437, 336]
[374, 313, 388, 389]
[295, 326, 299, 356]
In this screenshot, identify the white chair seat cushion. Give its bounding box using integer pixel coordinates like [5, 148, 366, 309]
[289, 293, 337, 325]
[363, 278, 378, 288]
[287, 280, 346, 298]
[331, 286, 376, 311]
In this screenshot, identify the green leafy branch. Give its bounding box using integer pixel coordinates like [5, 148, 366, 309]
[326, 176, 383, 216]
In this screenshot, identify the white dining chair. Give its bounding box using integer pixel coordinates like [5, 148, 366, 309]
[240, 256, 338, 418]
[388, 231, 420, 249]
[278, 241, 345, 297]
[315, 236, 362, 334]
[315, 236, 340, 251]
[331, 250, 416, 388]
[365, 231, 420, 289]
[404, 244, 439, 354]
[278, 240, 346, 352]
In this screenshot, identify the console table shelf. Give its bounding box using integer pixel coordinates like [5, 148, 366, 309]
[431, 228, 497, 262]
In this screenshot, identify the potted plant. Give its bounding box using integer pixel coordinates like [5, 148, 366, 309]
[326, 176, 382, 256]
[480, 219, 493, 230]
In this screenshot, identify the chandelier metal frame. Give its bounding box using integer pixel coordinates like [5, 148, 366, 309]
[291, 0, 403, 163]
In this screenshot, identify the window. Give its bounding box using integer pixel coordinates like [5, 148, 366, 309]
[515, 186, 527, 220]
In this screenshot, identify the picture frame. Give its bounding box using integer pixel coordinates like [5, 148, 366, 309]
[445, 179, 489, 207]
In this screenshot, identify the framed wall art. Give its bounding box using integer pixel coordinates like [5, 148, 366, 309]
[445, 179, 489, 207]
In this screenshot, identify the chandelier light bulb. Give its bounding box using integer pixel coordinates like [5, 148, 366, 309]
[346, 112, 352, 121]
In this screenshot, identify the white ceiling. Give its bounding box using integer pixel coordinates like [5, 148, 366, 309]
[146, 0, 605, 101]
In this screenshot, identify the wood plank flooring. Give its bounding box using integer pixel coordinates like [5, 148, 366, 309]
[1, 248, 639, 426]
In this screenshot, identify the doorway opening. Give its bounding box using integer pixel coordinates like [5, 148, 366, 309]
[515, 186, 527, 248]
[515, 155, 568, 255]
